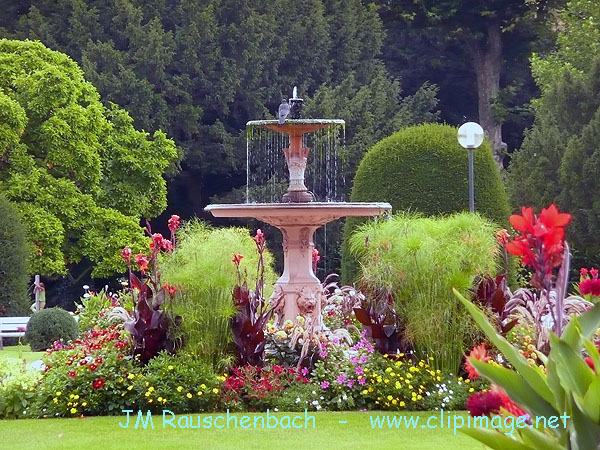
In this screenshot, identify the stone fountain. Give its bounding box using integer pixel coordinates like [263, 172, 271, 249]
[205, 88, 391, 328]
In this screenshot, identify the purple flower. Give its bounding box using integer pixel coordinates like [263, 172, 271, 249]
[319, 350, 328, 358]
[355, 366, 364, 375]
[300, 367, 309, 376]
[347, 379, 355, 388]
[321, 381, 330, 389]
[350, 356, 358, 365]
[358, 377, 366, 385]
[358, 355, 368, 364]
[336, 374, 346, 384]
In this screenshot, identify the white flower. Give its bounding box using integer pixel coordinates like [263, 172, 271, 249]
[342, 394, 347, 401]
[274, 408, 279, 412]
[83, 293, 90, 298]
[312, 400, 319, 406]
[316, 405, 321, 410]
[82, 285, 89, 290]
[295, 397, 301, 404]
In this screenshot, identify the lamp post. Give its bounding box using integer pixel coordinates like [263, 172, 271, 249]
[457, 122, 484, 212]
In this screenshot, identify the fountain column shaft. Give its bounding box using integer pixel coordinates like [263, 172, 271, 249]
[272, 224, 322, 325]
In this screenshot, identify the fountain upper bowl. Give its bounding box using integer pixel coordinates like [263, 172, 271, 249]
[205, 202, 391, 227]
[247, 119, 345, 135]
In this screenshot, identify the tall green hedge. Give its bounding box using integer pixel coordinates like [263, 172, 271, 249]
[0, 195, 29, 316]
[341, 123, 510, 282]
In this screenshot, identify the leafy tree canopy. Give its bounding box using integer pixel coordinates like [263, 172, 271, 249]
[0, 39, 178, 278]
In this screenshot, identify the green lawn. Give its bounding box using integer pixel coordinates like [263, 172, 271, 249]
[0, 345, 45, 364]
[0, 411, 486, 449]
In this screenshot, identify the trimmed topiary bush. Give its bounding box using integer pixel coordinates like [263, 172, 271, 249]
[349, 212, 499, 374]
[0, 195, 29, 316]
[25, 307, 78, 351]
[341, 123, 510, 282]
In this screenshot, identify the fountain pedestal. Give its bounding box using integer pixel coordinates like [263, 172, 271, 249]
[205, 203, 391, 326]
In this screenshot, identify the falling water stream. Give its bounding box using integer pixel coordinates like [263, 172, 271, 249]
[245, 122, 347, 275]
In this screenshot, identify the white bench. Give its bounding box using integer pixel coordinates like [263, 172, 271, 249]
[0, 317, 30, 350]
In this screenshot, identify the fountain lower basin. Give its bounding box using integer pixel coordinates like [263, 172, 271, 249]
[206, 202, 391, 327]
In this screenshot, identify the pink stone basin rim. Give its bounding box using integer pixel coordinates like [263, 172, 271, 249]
[205, 202, 392, 227]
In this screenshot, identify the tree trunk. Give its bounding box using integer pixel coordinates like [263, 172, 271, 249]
[468, 24, 505, 170]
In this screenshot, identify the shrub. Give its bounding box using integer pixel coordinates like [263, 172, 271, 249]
[36, 326, 139, 417]
[134, 352, 221, 414]
[161, 221, 277, 370]
[25, 307, 79, 351]
[0, 195, 29, 316]
[341, 123, 510, 282]
[349, 212, 499, 373]
[0, 359, 41, 418]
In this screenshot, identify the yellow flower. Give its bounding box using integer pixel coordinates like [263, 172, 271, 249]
[387, 395, 393, 401]
[197, 391, 203, 396]
[212, 388, 219, 394]
[283, 319, 294, 329]
[158, 397, 163, 402]
[469, 388, 474, 393]
[266, 323, 276, 333]
[70, 394, 75, 399]
[295, 326, 304, 334]
[436, 376, 441, 381]
[465, 379, 470, 384]
[368, 387, 373, 393]
[399, 401, 405, 407]
[168, 365, 174, 371]
[82, 402, 87, 407]
[395, 381, 401, 389]
[127, 385, 134, 391]
[187, 393, 192, 399]
[162, 398, 168, 404]
[384, 379, 390, 384]
[70, 408, 77, 414]
[56, 392, 61, 396]
[418, 361, 424, 367]
[145, 382, 149, 387]
[275, 330, 287, 339]
[392, 399, 397, 405]
[177, 386, 183, 392]
[74, 395, 79, 400]
[145, 391, 151, 397]
[383, 354, 388, 358]
[149, 386, 155, 392]
[148, 399, 153, 403]
[385, 367, 392, 373]
[53, 398, 58, 403]
[362, 389, 368, 395]
[417, 395, 422, 400]
[200, 384, 207, 389]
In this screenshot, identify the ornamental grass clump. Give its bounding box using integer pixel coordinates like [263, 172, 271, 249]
[349, 212, 499, 373]
[160, 220, 277, 371]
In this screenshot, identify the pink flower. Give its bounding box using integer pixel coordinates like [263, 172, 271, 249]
[168, 215, 181, 232]
[358, 377, 366, 385]
[591, 268, 599, 279]
[232, 253, 244, 266]
[355, 366, 364, 375]
[581, 267, 589, 278]
[121, 247, 132, 262]
[336, 374, 346, 384]
[580, 279, 600, 297]
[312, 248, 320, 263]
[254, 229, 265, 245]
[320, 381, 330, 389]
[346, 379, 354, 388]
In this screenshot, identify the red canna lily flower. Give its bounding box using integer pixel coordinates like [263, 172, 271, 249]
[465, 344, 490, 379]
[509, 207, 536, 233]
[581, 267, 589, 278]
[539, 204, 572, 229]
[579, 279, 600, 297]
[232, 253, 244, 266]
[466, 391, 503, 417]
[134, 253, 149, 273]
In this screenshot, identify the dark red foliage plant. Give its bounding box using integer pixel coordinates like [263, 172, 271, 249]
[230, 229, 279, 367]
[121, 215, 182, 364]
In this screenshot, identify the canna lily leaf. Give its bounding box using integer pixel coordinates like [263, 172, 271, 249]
[520, 426, 565, 450]
[571, 398, 600, 450]
[470, 359, 559, 422]
[549, 336, 594, 399]
[461, 427, 536, 450]
[454, 288, 556, 407]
